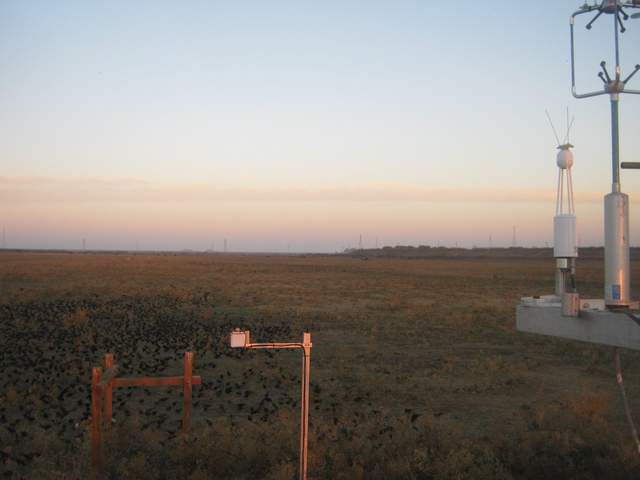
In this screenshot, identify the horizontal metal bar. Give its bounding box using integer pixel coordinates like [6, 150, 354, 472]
[621, 162, 640, 169]
[246, 343, 305, 350]
[572, 88, 608, 99]
[572, 6, 598, 17]
[113, 376, 202, 388]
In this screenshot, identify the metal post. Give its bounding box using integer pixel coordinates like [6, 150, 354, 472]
[611, 95, 620, 192]
[104, 354, 113, 429]
[614, 6, 620, 68]
[299, 333, 311, 480]
[183, 352, 193, 434]
[605, 92, 630, 306]
[91, 367, 103, 478]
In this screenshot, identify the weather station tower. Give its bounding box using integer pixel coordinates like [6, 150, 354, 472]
[517, 0, 640, 350]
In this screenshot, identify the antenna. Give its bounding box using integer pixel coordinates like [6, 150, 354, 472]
[564, 107, 575, 144]
[546, 108, 575, 147]
[358, 234, 362, 250]
[545, 109, 562, 145]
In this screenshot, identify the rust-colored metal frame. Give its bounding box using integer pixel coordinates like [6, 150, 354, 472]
[90, 352, 201, 477]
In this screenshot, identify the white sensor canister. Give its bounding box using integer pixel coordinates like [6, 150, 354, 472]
[554, 214, 577, 258]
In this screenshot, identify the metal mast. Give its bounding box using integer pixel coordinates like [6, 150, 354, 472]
[570, 0, 640, 307]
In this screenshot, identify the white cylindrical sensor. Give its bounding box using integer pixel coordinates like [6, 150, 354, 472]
[604, 192, 630, 306]
[554, 214, 577, 258]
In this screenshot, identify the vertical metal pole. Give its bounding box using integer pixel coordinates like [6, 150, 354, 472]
[604, 5, 632, 306]
[570, 16, 576, 93]
[299, 350, 305, 480]
[303, 343, 311, 480]
[611, 95, 620, 192]
[299, 333, 311, 480]
[91, 367, 103, 478]
[605, 93, 630, 306]
[183, 352, 193, 434]
[104, 354, 113, 429]
[614, 6, 620, 69]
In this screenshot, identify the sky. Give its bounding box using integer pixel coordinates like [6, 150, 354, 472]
[1, 1, 640, 252]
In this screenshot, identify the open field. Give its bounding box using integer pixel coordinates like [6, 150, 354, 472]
[2, 251, 640, 479]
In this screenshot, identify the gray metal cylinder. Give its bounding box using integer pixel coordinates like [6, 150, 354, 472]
[562, 292, 580, 317]
[604, 191, 630, 306]
[555, 258, 569, 297]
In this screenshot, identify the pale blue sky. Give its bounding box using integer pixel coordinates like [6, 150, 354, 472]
[1, 1, 639, 251]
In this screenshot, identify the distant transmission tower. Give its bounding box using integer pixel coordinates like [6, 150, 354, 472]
[489, 234, 493, 249]
[358, 234, 363, 250]
[224, 238, 228, 253]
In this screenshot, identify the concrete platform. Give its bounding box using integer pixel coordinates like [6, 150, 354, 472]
[516, 302, 640, 350]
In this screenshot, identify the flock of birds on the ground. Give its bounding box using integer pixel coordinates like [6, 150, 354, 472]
[0, 295, 328, 477]
[0, 294, 424, 478]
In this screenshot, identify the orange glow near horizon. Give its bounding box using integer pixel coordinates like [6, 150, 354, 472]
[0, 175, 624, 251]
